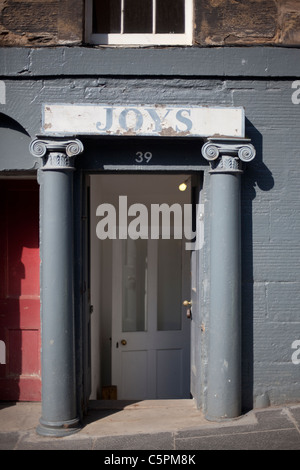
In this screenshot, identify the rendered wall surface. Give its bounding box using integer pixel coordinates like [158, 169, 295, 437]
[0, 47, 299, 410]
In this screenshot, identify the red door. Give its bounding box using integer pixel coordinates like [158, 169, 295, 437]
[0, 180, 41, 401]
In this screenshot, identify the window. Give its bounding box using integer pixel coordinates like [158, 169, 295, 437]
[86, 0, 193, 46]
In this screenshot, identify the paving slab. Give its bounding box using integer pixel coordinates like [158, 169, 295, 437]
[175, 428, 300, 451]
[0, 400, 299, 450]
[82, 400, 208, 437]
[0, 402, 41, 433]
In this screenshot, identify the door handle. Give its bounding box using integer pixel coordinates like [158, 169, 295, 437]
[121, 339, 127, 346]
[183, 300, 192, 319]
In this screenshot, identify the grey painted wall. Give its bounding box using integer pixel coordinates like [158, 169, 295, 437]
[0, 47, 299, 410]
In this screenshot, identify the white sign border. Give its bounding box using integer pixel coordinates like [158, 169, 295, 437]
[42, 103, 245, 138]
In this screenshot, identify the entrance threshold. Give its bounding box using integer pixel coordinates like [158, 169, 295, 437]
[85, 399, 206, 436]
[89, 398, 194, 411]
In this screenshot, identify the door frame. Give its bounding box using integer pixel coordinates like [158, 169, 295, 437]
[87, 171, 203, 403]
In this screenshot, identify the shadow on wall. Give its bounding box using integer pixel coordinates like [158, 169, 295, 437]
[241, 118, 274, 412]
[0, 113, 38, 171]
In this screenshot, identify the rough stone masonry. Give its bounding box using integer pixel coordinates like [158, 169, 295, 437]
[0, 0, 300, 47]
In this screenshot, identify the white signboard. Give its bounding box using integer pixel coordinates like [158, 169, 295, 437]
[43, 104, 245, 138]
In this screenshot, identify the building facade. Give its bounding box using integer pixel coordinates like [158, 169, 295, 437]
[0, 0, 300, 437]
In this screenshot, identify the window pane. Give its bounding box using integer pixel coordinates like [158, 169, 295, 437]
[156, 0, 185, 34]
[122, 239, 148, 333]
[157, 239, 182, 331]
[93, 0, 121, 34]
[124, 0, 152, 33]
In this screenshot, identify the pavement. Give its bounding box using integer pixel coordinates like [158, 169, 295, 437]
[0, 399, 300, 451]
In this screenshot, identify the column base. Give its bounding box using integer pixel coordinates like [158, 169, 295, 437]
[205, 412, 242, 423]
[36, 416, 81, 438]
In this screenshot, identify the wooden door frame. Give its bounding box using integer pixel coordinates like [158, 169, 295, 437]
[88, 171, 202, 402]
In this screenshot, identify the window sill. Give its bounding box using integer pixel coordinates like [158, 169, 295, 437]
[0, 46, 299, 78]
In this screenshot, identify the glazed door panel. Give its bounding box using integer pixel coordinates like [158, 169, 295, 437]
[112, 237, 190, 400]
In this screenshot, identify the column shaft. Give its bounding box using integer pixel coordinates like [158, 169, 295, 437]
[30, 138, 84, 437]
[201, 137, 255, 421]
[206, 172, 242, 420]
[37, 167, 80, 436]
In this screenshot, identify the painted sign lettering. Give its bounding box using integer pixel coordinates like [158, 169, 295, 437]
[42, 104, 245, 138]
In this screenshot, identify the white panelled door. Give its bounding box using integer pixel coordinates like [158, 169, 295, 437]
[112, 236, 190, 400]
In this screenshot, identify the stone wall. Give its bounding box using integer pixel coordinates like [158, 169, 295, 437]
[195, 0, 300, 46]
[0, 0, 299, 47]
[0, 0, 83, 46]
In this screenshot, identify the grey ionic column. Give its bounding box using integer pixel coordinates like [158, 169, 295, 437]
[30, 138, 84, 437]
[202, 138, 256, 421]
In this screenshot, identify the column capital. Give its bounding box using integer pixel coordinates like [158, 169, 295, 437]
[201, 137, 256, 173]
[29, 137, 84, 170]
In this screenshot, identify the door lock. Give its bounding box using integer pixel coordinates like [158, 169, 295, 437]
[183, 300, 192, 319]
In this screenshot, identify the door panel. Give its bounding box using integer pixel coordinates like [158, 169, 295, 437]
[121, 350, 148, 399]
[156, 349, 183, 398]
[0, 180, 41, 401]
[112, 236, 190, 400]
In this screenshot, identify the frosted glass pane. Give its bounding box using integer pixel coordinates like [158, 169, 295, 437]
[157, 239, 182, 331]
[122, 239, 147, 332]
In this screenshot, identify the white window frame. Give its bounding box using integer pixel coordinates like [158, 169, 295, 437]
[85, 0, 193, 46]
